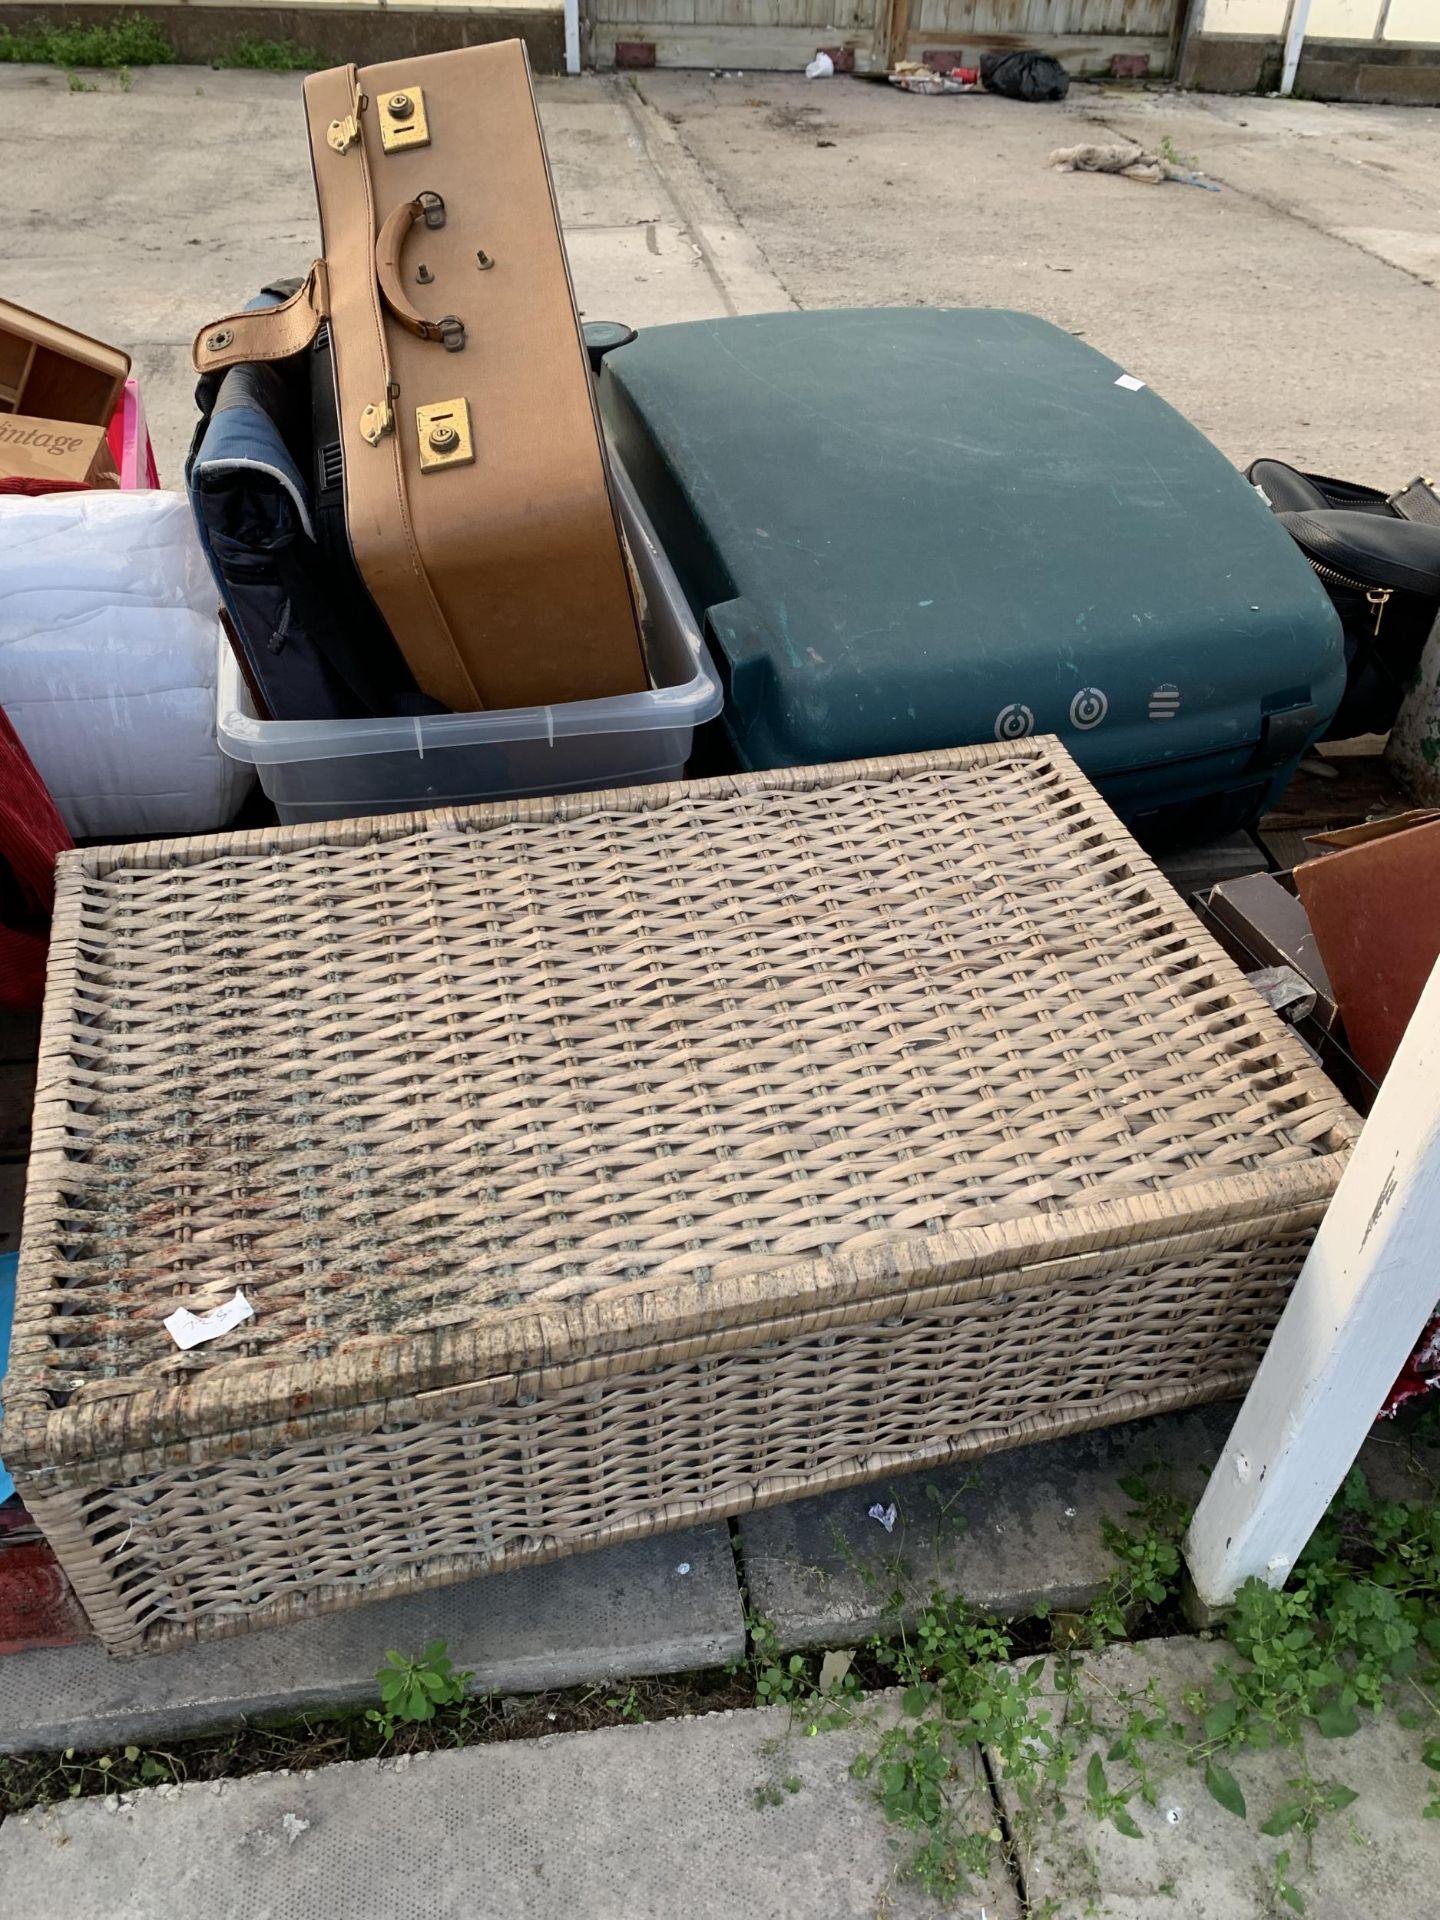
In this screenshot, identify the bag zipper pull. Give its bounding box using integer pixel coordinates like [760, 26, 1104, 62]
[1368, 586, 1392, 637]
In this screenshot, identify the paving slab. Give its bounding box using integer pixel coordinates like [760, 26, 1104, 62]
[739, 1405, 1239, 1651]
[643, 74, 1440, 480]
[992, 1638, 1440, 1920]
[0, 66, 765, 483]
[0, 1696, 1019, 1920]
[0, 1526, 742, 1757]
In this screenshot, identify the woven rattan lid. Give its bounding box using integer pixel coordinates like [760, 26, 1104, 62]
[4, 742, 1356, 1466]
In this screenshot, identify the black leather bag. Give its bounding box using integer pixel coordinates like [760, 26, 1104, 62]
[1247, 460, 1440, 738]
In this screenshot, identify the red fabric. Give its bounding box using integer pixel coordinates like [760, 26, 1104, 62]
[0, 476, 89, 497]
[0, 1542, 91, 1653]
[1382, 1313, 1440, 1419]
[0, 707, 72, 1011]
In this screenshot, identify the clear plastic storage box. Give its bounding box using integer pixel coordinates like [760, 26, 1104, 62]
[215, 460, 723, 824]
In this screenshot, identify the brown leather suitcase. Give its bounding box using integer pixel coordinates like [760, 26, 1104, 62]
[193, 41, 646, 713]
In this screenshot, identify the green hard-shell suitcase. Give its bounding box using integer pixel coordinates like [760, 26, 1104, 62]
[599, 308, 1346, 845]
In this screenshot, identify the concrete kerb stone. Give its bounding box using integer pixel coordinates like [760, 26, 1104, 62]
[737, 1408, 1440, 1657]
[736, 1406, 1240, 1653]
[1, 1525, 744, 1757]
[0, 1694, 1022, 1920]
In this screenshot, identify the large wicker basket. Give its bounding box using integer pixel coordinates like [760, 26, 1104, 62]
[4, 743, 1357, 1654]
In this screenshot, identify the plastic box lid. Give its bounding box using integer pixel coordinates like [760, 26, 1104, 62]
[216, 453, 722, 766]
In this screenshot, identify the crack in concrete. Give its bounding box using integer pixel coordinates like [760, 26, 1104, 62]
[1083, 104, 1440, 293]
[614, 75, 797, 316]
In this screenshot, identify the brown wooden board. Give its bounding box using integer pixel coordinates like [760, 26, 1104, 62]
[1296, 818, 1440, 1084]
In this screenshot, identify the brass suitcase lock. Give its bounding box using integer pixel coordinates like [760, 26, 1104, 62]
[380, 87, 430, 154]
[417, 400, 474, 472]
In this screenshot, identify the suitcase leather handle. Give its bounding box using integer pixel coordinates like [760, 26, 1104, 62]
[375, 199, 466, 351]
[192, 264, 330, 375]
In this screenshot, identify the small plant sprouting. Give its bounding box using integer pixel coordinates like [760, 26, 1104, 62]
[368, 1640, 472, 1738]
[606, 1685, 646, 1724]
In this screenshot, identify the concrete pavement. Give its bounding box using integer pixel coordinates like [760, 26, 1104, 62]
[0, 1696, 1019, 1920]
[5, 61, 1440, 1917]
[625, 74, 1440, 478]
[2, 66, 1436, 483]
[6, 1640, 1438, 1919]
[997, 1640, 1440, 1919]
[1, 1525, 743, 1758]
[0, 64, 786, 482]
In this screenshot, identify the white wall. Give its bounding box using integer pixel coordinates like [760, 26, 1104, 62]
[1308, 0, 1382, 36]
[1202, 0, 1440, 37]
[1201, 0, 1285, 30]
[1385, 0, 1440, 45]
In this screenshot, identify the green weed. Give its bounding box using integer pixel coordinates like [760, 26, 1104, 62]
[606, 1684, 646, 1724]
[1159, 134, 1197, 171]
[0, 14, 174, 67]
[367, 1640, 472, 1739]
[837, 1461, 1440, 1904]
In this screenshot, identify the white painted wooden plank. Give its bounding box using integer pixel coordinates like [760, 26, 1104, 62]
[1186, 958, 1440, 1610]
[1281, 0, 1313, 90]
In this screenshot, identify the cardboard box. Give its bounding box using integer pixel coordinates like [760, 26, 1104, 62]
[0, 414, 118, 489]
[0, 298, 129, 427]
[1295, 815, 1440, 1084]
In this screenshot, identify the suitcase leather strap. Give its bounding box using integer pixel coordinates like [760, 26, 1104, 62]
[191, 265, 330, 377]
[304, 64, 483, 710]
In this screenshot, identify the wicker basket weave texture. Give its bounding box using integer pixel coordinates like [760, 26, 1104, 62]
[3, 742, 1357, 1651]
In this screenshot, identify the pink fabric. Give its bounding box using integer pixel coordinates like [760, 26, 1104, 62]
[0, 707, 72, 1011]
[106, 378, 160, 490]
